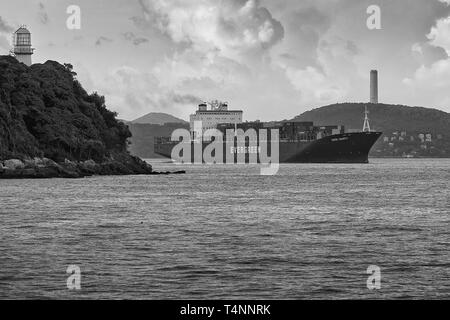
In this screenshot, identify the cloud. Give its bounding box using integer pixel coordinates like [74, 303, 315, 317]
[168, 92, 202, 105]
[154, 48, 252, 88]
[124, 0, 285, 118]
[98, 66, 202, 120]
[428, 17, 450, 55]
[118, 0, 285, 119]
[123, 0, 450, 117]
[411, 42, 448, 67]
[133, 37, 149, 45]
[0, 16, 13, 50]
[403, 15, 450, 108]
[123, 32, 149, 45]
[0, 16, 13, 33]
[264, 0, 450, 109]
[0, 35, 10, 50]
[280, 35, 359, 104]
[134, 0, 284, 61]
[17, 0, 450, 120]
[272, 5, 331, 69]
[403, 59, 450, 108]
[38, 2, 49, 25]
[95, 36, 113, 46]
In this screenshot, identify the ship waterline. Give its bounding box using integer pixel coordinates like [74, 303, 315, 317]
[155, 131, 383, 164]
[155, 102, 382, 164]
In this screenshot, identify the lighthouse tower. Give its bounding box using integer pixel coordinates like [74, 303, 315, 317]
[12, 26, 34, 66]
[363, 105, 371, 132]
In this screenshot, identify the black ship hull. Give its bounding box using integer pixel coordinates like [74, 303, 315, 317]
[154, 132, 382, 164]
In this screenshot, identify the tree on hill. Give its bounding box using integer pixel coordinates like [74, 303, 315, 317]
[294, 103, 450, 135]
[0, 55, 132, 162]
[294, 103, 450, 157]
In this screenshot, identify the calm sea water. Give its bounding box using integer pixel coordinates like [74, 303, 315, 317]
[0, 159, 449, 299]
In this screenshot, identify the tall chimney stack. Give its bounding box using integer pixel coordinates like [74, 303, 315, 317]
[370, 70, 378, 104]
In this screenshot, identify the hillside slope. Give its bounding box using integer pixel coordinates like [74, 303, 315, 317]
[294, 103, 450, 157]
[0, 55, 152, 177]
[132, 112, 187, 125]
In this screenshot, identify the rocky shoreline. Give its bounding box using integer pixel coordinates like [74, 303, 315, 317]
[0, 156, 185, 179]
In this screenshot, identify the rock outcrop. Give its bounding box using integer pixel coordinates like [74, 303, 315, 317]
[0, 155, 155, 179]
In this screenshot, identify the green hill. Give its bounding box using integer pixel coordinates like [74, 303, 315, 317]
[0, 55, 152, 177]
[293, 103, 450, 157]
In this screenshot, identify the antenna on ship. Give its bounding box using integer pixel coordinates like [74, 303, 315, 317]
[363, 105, 371, 132]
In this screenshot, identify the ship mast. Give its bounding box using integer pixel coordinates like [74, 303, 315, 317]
[363, 105, 371, 132]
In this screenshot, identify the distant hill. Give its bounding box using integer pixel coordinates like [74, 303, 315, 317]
[127, 112, 188, 158]
[132, 112, 187, 125]
[293, 103, 450, 157]
[127, 122, 189, 158]
[293, 103, 450, 132]
[126, 103, 450, 159]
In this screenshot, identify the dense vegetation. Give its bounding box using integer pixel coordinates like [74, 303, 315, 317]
[293, 103, 450, 133]
[0, 55, 131, 162]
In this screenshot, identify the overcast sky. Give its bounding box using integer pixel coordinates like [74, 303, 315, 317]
[1, 0, 450, 121]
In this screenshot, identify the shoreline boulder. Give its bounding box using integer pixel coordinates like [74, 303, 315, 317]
[0, 154, 184, 179]
[3, 159, 25, 170]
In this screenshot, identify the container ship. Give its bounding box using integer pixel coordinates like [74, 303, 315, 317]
[154, 101, 382, 164]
